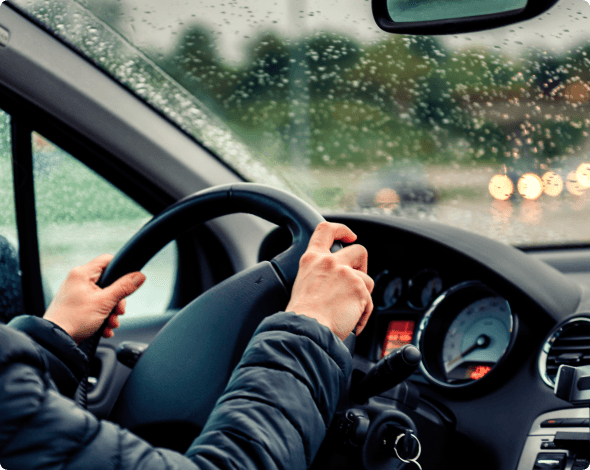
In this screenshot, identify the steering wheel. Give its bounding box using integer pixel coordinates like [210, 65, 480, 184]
[81, 183, 328, 435]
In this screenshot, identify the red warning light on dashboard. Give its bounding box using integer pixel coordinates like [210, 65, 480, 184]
[469, 365, 492, 381]
[382, 320, 415, 358]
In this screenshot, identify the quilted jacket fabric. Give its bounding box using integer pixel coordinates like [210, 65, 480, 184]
[0, 311, 351, 470]
[6, 315, 89, 398]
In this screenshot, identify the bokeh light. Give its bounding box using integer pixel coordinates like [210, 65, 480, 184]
[564, 81, 590, 104]
[576, 163, 590, 188]
[375, 187, 400, 210]
[517, 173, 543, 200]
[542, 171, 563, 197]
[567, 171, 586, 196]
[489, 174, 514, 201]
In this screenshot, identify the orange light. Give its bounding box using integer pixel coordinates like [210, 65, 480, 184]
[517, 173, 543, 200]
[382, 320, 415, 358]
[576, 163, 590, 188]
[542, 171, 564, 197]
[566, 171, 587, 196]
[375, 188, 400, 210]
[469, 365, 492, 380]
[488, 174, 514, 201]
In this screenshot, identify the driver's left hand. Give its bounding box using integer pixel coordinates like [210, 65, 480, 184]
[43, 254, 146, 344]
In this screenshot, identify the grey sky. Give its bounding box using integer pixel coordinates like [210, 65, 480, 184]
[15, 0, 590, 62]
[104, 0, 590, 63]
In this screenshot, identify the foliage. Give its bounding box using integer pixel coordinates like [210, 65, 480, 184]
[33, 149, 147, 225]
[152, 22, 590, 170]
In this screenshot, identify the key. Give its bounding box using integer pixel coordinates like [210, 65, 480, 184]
[403, 460, 422, 470]
[393, 429, 422, 470]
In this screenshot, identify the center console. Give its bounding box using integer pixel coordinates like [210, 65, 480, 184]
[517, 408, 590, 470]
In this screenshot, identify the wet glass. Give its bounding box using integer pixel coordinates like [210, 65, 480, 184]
[12, 0, 590, 247]
[32, 133, 177, 316]
[0, 110, 16, 245]
[0, 109, 23, 323]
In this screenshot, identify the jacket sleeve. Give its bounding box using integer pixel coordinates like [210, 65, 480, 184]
[0, 312, 351, 470]
[7, 314, 89, 398]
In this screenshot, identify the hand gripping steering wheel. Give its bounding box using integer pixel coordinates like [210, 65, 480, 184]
[77, 183, 329, 436]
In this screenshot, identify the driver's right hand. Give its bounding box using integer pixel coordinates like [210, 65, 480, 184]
[286, 222, 374, 341]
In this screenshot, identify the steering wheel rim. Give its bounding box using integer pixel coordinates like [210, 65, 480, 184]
[99, 182, 325, 289]
[79, 183, 327, 435]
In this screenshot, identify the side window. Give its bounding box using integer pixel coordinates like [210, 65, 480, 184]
[32, 132, 177, 317]
[0, 110, 23, 323]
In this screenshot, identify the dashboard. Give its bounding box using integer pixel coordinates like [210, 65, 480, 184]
[316, 213, 590, 470]
[100, 210, 590, 470]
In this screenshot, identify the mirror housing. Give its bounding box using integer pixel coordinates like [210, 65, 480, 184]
[372, 0, 560, 35]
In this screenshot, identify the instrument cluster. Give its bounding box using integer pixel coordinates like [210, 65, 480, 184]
[373, 268, 443, 312]
[371, 268, 517, 390]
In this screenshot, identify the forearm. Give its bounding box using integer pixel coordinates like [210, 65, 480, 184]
[1, 314, 351, 470]
[187, 312, 352, 469]
[7, 315, 88, 397]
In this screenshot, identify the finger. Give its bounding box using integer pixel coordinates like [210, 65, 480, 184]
[107, 313, 120, 329]
[334, 244, 369, 273]
[351, 270, 373, 336]
[307, 222, 357, 252]
[85, 253, 115, 271]
[355, 270, 375, 294]
[355, 300, 373, 336]
[355, 282, 374, 336]
[103, 272, 146, 304]
[67, 253, 114, 282]
[115, 298, 126, 317]
[83, 254, 115, 282]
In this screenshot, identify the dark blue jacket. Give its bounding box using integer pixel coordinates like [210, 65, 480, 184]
[0, 312, 351, 469]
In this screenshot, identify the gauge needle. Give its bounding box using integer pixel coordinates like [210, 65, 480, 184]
[446, 334, 490, 367]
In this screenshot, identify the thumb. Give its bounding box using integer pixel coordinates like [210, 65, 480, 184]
[103, 272, 146, 304]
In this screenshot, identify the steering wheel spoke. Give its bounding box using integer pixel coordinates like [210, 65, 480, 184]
[109, 260, 289, 430]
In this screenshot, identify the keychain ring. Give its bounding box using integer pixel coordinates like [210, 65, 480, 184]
[394, 432, 422, 463]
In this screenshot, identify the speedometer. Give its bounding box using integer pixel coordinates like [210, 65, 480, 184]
[442, 297, 512, 382]
[415, 281, 516, 389]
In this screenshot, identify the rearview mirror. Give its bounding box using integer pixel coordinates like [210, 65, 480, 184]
[372, 0, 560, 34]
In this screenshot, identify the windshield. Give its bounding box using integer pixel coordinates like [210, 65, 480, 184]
[12, 0, 590, 247]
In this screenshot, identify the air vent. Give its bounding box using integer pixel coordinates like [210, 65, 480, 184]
[539, 317, 590, 388]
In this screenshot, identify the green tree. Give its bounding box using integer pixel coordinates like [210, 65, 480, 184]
[524, 49, 568, 96]
[162, 24, 240, 113]
[305, 33, 360, 97]
[236, 32, 291, 102]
